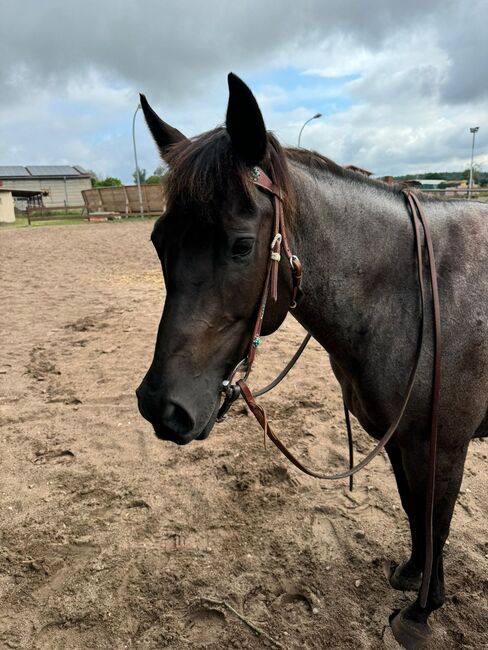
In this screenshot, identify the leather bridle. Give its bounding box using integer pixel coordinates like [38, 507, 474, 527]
[217, 165, 303, 418]
[218, 166, 441, 610]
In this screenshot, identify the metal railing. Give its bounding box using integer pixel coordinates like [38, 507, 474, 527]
[420, 188, 488, 200]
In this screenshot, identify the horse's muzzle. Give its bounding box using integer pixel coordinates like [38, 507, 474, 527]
[152, 424, 198, 445]
[137, 384, 191, 440]
[136, 384, 214, 445]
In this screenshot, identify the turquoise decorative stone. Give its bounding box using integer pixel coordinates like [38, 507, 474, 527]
[253, 336, 261, 348]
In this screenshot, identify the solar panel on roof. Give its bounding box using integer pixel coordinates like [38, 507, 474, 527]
[26, 165, 80, 176]
[0, 165, 31, 177]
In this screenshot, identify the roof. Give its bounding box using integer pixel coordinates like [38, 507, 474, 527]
[0, 165, 30, 177]
[412, 179, 446, 186]
[0, 188, 45, 197]
[0, 165, 91, 179]
[13, 189, 46, 198]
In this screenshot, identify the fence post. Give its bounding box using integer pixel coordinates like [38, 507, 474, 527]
[123, 185, 129, 218]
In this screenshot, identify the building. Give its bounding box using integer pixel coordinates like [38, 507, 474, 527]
[0, 165, 92, 208]
[0, 189, 15, 223]
[409, 179, 446, 190]
[0, 188, 47, 223]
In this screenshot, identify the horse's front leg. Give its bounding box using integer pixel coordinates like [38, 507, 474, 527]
[389, 440, 469, 649]
[385, 442, 422, 591]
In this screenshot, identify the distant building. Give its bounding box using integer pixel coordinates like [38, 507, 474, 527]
[0, 165, 92, 208]
[0, 189, 15, 223]
[0, 187, 47, 223]
[409, 179, 447, 190]
[445, 180, 467, 188]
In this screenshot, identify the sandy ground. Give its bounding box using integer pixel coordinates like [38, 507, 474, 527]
[0, 221, 486, 650]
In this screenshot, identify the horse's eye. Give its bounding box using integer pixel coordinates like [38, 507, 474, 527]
[232, 238, 254, 257]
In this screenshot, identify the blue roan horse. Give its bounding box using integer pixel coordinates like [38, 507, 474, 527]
[136, 73, 488, 649]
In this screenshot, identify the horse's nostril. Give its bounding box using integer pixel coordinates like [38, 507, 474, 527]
[161, 401, 194, 436]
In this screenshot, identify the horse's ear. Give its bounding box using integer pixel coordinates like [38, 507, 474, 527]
[226, 73, 267, 166]
[139, 94, 188, 161]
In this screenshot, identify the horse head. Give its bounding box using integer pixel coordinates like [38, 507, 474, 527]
[136, 74, 294, 444]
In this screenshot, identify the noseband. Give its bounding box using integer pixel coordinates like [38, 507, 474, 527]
[217, 165, 442, 610]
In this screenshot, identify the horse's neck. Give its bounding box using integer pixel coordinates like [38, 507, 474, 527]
[291, 167, 417, 375]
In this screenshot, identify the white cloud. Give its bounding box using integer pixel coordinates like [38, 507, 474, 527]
[0, 0, 486, 180]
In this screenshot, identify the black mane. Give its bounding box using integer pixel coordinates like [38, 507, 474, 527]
[163, 126, 427, 218]
[164, 128, 296, 217]
[285, 147, 403, 194]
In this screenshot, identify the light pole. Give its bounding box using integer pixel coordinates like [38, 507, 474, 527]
[298, 113, 322, 148]
[468, 126, 479, 199]
[132, 103, 144, 217]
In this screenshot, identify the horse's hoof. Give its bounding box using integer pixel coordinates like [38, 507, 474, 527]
[389, 607, 432, 650]
[384, 560, 422, 592]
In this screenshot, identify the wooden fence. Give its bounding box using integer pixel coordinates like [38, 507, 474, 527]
[24, 205, 86, 225]
[82, 184, 166, 217]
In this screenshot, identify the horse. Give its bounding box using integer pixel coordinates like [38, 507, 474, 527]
[136, 73, 488, 649]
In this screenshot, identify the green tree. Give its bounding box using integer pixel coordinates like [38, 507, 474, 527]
[462, 165, 481, 184]
[146, 175, 162, 184]
[394, 168, 487, 184]
[86, 169, 99, 187]
[153, 164, 166, 176]
[132, 168, 147, 184]
[94, 176, 122, 187]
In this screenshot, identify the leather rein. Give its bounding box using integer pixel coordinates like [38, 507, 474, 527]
[218, 166, 441, 610]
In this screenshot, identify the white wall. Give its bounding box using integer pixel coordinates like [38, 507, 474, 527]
[0, 190, 15, 223]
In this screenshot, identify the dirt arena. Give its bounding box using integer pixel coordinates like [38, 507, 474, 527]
[1, 221, 486, 649]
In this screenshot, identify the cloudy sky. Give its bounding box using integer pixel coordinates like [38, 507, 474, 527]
[1, 0, 487, 182]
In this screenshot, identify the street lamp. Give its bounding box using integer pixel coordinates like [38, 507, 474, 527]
[132, 103, 144, 218]
[298, 113, 322, 148]
[468, 126, 479, 199]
